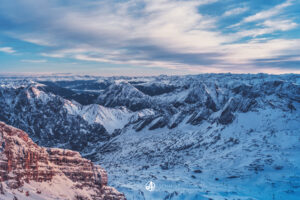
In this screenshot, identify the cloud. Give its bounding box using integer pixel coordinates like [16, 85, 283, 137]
[230, 0, 294, 28]
[223, 7, 248, 17]
[21, 0, 227, 67]
[21, 59, 47, 63]
[221, 39, 300, 66]
[0, 0, 299, 74]
[243, 0, 293, 23]
[40, 53, 65, 58]
[0, 47, 15, 53]
[262, 19, 297, 31]
[235, 19, 297, 38]
[228, 1, 297, 39]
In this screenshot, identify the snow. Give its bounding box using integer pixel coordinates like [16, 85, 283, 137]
[0, 73, 299, 199]
[96, 107, 300, 200]
[62, 98, 158, 134]
[1, 175, 98, 200]
[80, 105, 133, 133]
[62, 100, 158, 134]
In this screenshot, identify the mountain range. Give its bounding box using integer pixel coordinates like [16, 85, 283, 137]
[0, 73, 299, 200]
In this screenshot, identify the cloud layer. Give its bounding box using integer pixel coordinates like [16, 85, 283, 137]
[0, 47, 15, 53]
[0, 0, 299, 74]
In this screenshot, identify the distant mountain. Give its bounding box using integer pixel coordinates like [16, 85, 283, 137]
[0, 81, 110, 151]
[0, 73, 299, 199]
[0, 121, 125, 200]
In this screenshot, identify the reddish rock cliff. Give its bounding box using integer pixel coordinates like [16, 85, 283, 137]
[0, 121, 126, 200]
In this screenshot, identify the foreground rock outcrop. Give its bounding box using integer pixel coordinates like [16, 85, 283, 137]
[0, 121, 126, 200]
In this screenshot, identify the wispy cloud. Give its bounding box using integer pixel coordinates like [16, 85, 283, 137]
[228, 0, 297, 40]
[262, 19, 297, 31]
[235, 19, 297, 38]
[21, 59, 47, 63]
[223, 7, 248, 17]
[243, 0, 293, 23]
[0, 47, 15, 53]
[230, 0, 294, 29]
[222, 39, 300, 64]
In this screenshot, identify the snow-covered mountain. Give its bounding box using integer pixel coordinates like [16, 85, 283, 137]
[0, 73, 299, 199]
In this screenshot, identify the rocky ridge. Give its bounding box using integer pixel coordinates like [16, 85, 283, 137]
[0, 121, 125, 200]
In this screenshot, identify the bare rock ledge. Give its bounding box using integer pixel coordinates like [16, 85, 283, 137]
[0, 121, 126, 200]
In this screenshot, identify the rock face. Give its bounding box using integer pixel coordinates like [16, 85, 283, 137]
[0, 121, 126, 200]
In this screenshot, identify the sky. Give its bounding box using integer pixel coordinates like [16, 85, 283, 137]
[0, 0, 300, 76]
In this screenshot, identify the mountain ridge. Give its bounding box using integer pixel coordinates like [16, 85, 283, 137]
[0, 121, 126, 200]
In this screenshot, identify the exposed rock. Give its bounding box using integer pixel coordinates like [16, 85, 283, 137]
[218, 99, 235, 125]
[96, 82, 151, 111]
[149, 116, 168, 130]
[0, 121, 125, 200]
[219, 107, 234, 125]
[187, 109, 211, 125]
[168, 111, 186, 129]
[134, 116, 156, 132]
[133, 83, 177, 96]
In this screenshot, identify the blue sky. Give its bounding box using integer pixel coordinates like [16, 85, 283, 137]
[0, 0, 300, 75]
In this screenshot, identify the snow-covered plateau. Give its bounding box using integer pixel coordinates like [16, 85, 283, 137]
[0, 73, 299, 200]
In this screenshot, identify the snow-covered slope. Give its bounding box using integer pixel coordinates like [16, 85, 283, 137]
[0, 73, 299, 200]
[79, 105, 132, 134]
[97, 107, 300, 200]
